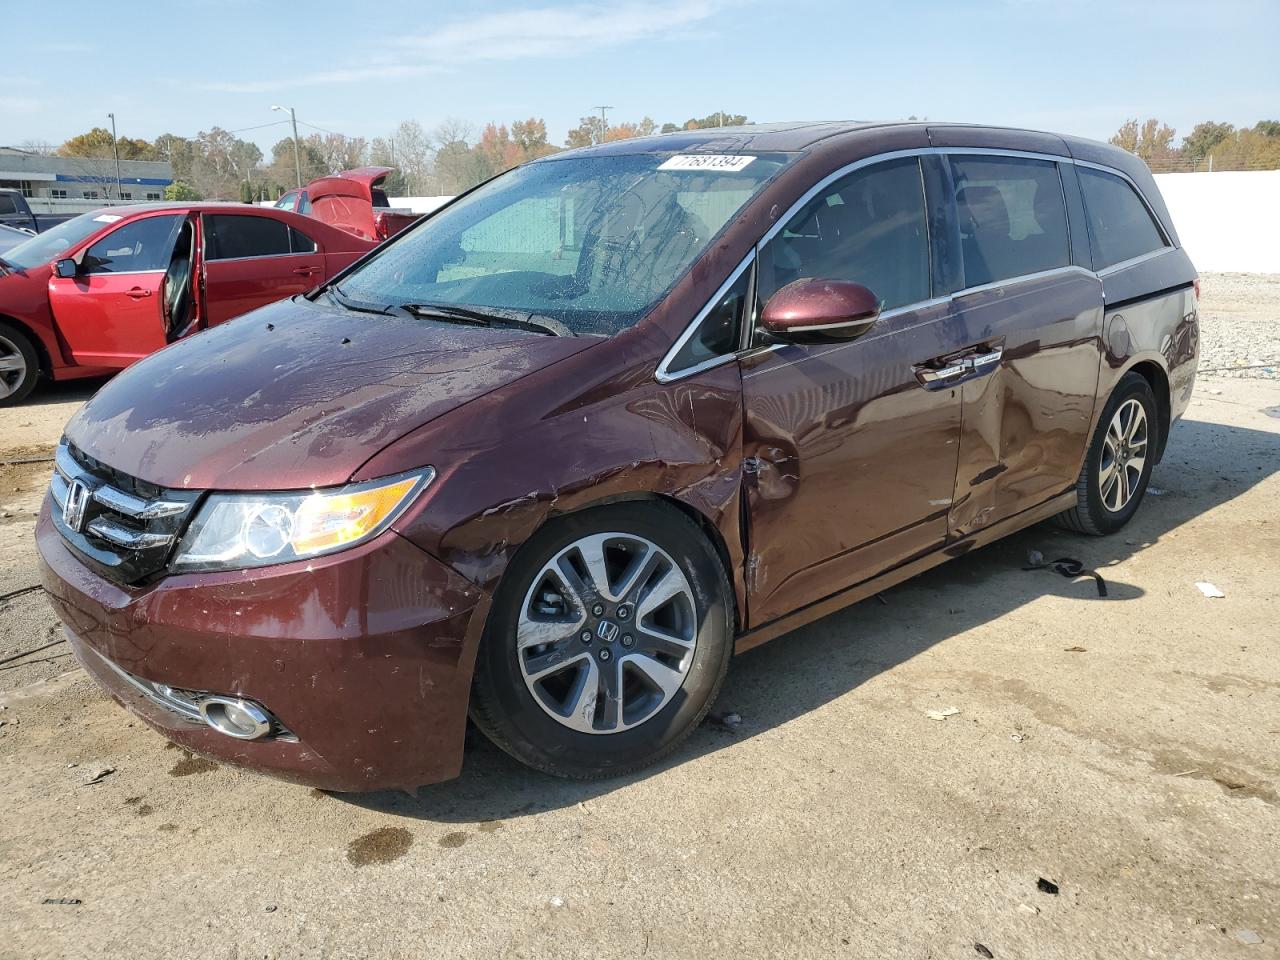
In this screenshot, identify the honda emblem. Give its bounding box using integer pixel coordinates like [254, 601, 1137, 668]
[63, 479, 91, 533]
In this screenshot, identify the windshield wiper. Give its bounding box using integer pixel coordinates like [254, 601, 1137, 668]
[399, 302, 572, 337]
[325, 284, 412, 318]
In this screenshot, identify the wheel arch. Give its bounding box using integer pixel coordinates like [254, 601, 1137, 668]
[0, 313, 53, 378]
[1123, 357, 1172, 462]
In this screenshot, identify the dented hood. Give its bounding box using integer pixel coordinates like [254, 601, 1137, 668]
[64, 296, 596, 491]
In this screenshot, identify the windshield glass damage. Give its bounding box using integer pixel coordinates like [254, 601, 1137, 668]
[336, 152, 795, 337]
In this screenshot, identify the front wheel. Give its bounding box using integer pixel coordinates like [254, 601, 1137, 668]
[469, 502, 733, 780]
[0, 322, 39, 407]
[1057, 371, 1159, 535]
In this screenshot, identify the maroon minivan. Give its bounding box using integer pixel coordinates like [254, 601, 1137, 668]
[37, 122, 1198, 791]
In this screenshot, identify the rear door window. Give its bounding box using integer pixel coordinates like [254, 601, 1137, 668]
[1077, 167, 1168, 269]
[204, 214, 292, 260]
[82, 215, 182, 274]
[0, 195, 17, 215]
[289, 226, 317, 254]
[949, 155, 1070, 287]
[757, 156, 931, 312]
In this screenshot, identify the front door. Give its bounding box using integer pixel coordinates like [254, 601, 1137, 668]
[740, 156, 969, 626]
[201, 213, 325, 325]
[942, 154, 1104, 536]
[48, 213, 183, 368]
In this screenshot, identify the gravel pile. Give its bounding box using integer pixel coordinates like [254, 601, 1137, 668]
[1196, 273, 1280, 379]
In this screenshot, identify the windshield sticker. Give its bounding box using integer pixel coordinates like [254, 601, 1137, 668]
[93, 214, 123, 223]
[658, 154, 755, 172]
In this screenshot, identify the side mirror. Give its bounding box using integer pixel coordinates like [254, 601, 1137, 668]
[760, 278, 881, 341]
[53, 258, 78, 279]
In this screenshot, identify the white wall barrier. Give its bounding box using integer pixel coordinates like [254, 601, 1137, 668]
[1154, 171, 1280, 274]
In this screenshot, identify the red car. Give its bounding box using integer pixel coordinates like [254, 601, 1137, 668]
[0, 203, 377, 405]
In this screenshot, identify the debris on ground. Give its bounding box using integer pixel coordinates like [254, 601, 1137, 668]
[264, 905, 277, 913]
[1037, 878, 1060, 895]
[704, 711, 744, 733]
[41, 898, 82, 905]
[82, 765, 114, 785]
[1195, 581, 1226, 598]
[927, 707, 960, 721]
[1234, 929, 1263, 945]
[1064, 646, 1087, 653]
[1017, 903, 1040, 916]
[1148, 487, 1167, 496]
[1010, 732, 1029, 743]
[548, 896, 565, 908]
[1022, 556, 1108, 597]
[975, 943, 994, 958]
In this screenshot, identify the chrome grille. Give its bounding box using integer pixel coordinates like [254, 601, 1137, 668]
[50, 441, 201, 584]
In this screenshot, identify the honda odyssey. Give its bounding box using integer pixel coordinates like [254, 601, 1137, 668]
[37, 122, 1198, 790]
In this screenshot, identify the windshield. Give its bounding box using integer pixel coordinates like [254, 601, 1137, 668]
[337, 152, 794, 336]
[1, 212, 120, 270]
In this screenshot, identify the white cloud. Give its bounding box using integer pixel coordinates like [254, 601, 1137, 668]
[199, 0, 732, 93]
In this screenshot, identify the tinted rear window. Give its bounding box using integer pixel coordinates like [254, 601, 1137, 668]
[950, 155, 1069, 287]
[0, 195, 17, 215]
[1078, 167, 1167, 269]
[205, 214, 292, 260]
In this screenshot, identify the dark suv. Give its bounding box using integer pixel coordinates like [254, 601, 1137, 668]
[37, 122, 1197, 791]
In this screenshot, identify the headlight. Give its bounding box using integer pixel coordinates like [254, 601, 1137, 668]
[171, 469, 434, 573]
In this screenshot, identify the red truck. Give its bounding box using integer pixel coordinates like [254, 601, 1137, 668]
[0, 202, 377, 404]
[281, 167, 419, 242]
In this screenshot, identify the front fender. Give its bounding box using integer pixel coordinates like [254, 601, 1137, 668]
[361, 333, 748, 627]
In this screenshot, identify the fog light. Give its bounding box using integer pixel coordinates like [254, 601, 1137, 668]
[199, 696, 272, 740]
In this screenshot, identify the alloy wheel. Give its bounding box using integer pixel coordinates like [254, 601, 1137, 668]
[0, 334, 27, 400]
[1099, 398, 1148, 512]
[517, 532, 697, 734]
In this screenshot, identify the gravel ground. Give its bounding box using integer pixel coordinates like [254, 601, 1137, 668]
[0, 275, 1277, 960]
[1197, 273, 1280, 379]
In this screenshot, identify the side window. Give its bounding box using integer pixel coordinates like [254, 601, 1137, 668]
[0, 195, 17, 215]
[949, 156, 1069, 287]
[205, 215, 292, 260]
[666, 265, 750, 373]
[289, 226, 317, 254]
[1078, 167, 1167, 269]
[82, 215, 181, 274]
[757, 157, 930, 314]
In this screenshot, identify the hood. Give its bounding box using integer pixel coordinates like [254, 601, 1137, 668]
[64, 296, 596, 491]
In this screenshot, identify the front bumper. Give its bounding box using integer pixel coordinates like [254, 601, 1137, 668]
[36, 502, 489, 792]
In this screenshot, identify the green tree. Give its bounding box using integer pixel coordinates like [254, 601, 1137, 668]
[1182, 121, 1234, 162]
[163, 181, 201, 201]
[676, 112, 749, 130]
[1254, 120, 1280, 138]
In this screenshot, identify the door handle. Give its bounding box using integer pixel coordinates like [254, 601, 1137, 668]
[916, 363, 966, 383]
[126, 287, 152, 299]
[292, 267, 317, 276]
[963, 349, 1003, 370]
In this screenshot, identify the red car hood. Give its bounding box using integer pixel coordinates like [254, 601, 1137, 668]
[63, 297, 596, 491]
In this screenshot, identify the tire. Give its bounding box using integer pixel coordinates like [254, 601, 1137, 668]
[0, 321, 40, 407]
[1056, 371, 1159, 536]
[469, 501, 734, 780]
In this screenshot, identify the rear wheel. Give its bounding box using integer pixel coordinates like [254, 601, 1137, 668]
[1057, 371, 1159, 535]
[0, 322, 39, 407]
[469, 502, 733, 780]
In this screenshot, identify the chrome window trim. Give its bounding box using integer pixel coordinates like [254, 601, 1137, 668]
[204, 251, 319, 265]
[655, 146, 1176, 383]
[655, 250, 756, 383]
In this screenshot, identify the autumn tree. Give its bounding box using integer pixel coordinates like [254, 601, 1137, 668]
[59, 127, 155, 160]
[565, 115, 656, 148]
[1109, 118, 1178, 163]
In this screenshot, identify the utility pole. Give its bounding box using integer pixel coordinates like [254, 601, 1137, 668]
[107, 112, 123, 203]
[272, 105, 303, 188]
[592, 105, 612, 145]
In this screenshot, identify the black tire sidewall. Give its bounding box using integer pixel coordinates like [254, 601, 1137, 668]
[1082, 373, 1158, 534]
[0, 321, 39, 406]
[471, 502, 732, 778]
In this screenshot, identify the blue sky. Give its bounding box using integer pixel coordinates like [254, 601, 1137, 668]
[3, 0, 1278, 153]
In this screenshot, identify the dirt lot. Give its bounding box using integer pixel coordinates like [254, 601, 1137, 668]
[1, 277, 1277, 960]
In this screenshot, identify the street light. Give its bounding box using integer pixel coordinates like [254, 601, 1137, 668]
[271, 105, 303, 189]
[107, 112, 123, 202]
